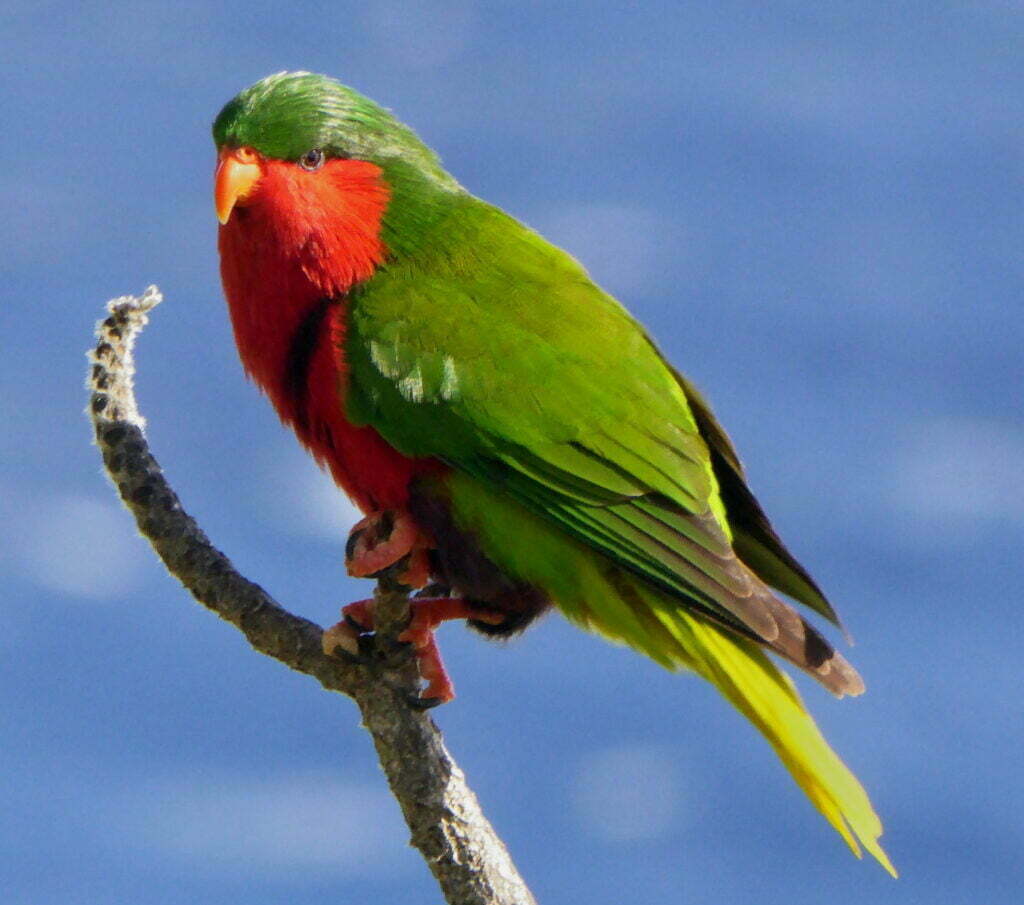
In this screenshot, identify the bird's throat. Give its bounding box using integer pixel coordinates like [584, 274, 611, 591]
[217, 157, 391, 394]
[217, 158, 430, 512]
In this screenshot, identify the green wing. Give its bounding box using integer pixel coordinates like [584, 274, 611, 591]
[671, 370, 844, 630]
[345, 196, 851, 690]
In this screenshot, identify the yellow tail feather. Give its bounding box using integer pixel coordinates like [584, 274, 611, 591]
[653, 608, 897, 876]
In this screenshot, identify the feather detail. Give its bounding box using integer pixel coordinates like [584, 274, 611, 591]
[655, 607, 896, 876]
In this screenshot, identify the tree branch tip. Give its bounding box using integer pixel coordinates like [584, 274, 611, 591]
[87, 286, 164, 432]
[105, 284, 163, 317]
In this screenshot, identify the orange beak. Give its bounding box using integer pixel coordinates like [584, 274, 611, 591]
[214, 147, 263, 224]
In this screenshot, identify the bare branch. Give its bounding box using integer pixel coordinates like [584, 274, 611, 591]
[88, 286, 536, 905]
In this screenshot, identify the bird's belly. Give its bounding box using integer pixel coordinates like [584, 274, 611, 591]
[266, 300, 442, 515]
[297, 403, 434, 515]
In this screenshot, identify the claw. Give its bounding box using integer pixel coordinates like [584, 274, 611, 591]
[394, 546, 432, 589]
[346, 510, 432, 588]
[406, 694, 445, 711]
[343, 599, 374, 632]
[326, 599, 415, 666]
[324, 595, 504, 706]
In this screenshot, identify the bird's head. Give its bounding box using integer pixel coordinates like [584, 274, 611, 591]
[212, 71, 458, 226]
[213, 72, 462, 294]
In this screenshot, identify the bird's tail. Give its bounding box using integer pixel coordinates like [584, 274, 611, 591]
[640, 595, 897, 876]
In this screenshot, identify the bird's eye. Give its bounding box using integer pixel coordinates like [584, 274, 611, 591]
[299, 148, 325, 171]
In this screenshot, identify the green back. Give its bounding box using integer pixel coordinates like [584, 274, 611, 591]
[345, 196, 839, 636]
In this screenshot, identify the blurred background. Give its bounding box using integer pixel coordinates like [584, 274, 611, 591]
[3, 3, 1022, 903]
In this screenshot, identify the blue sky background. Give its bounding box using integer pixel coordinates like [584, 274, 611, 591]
[3, 2, 1023, 903]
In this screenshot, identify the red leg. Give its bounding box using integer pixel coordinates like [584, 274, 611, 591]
[322, 597, 504, 704]
[409, 632, 454, 703]
[398, 598, 504, 702]
[345, 510, 433, 588]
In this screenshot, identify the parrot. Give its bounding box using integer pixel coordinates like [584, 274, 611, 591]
[212, 71, 894, 874]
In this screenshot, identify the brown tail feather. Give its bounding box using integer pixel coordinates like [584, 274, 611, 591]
[742, 578, 865, 697]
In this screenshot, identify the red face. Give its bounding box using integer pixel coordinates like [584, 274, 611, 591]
[213, 142, 424, 515]
[215, 145, 391, 299]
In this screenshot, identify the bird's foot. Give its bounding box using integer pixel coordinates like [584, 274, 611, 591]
[345, 510, 432, 589]
[320, 605, 375, 662]
[323, 596, 504, 705]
